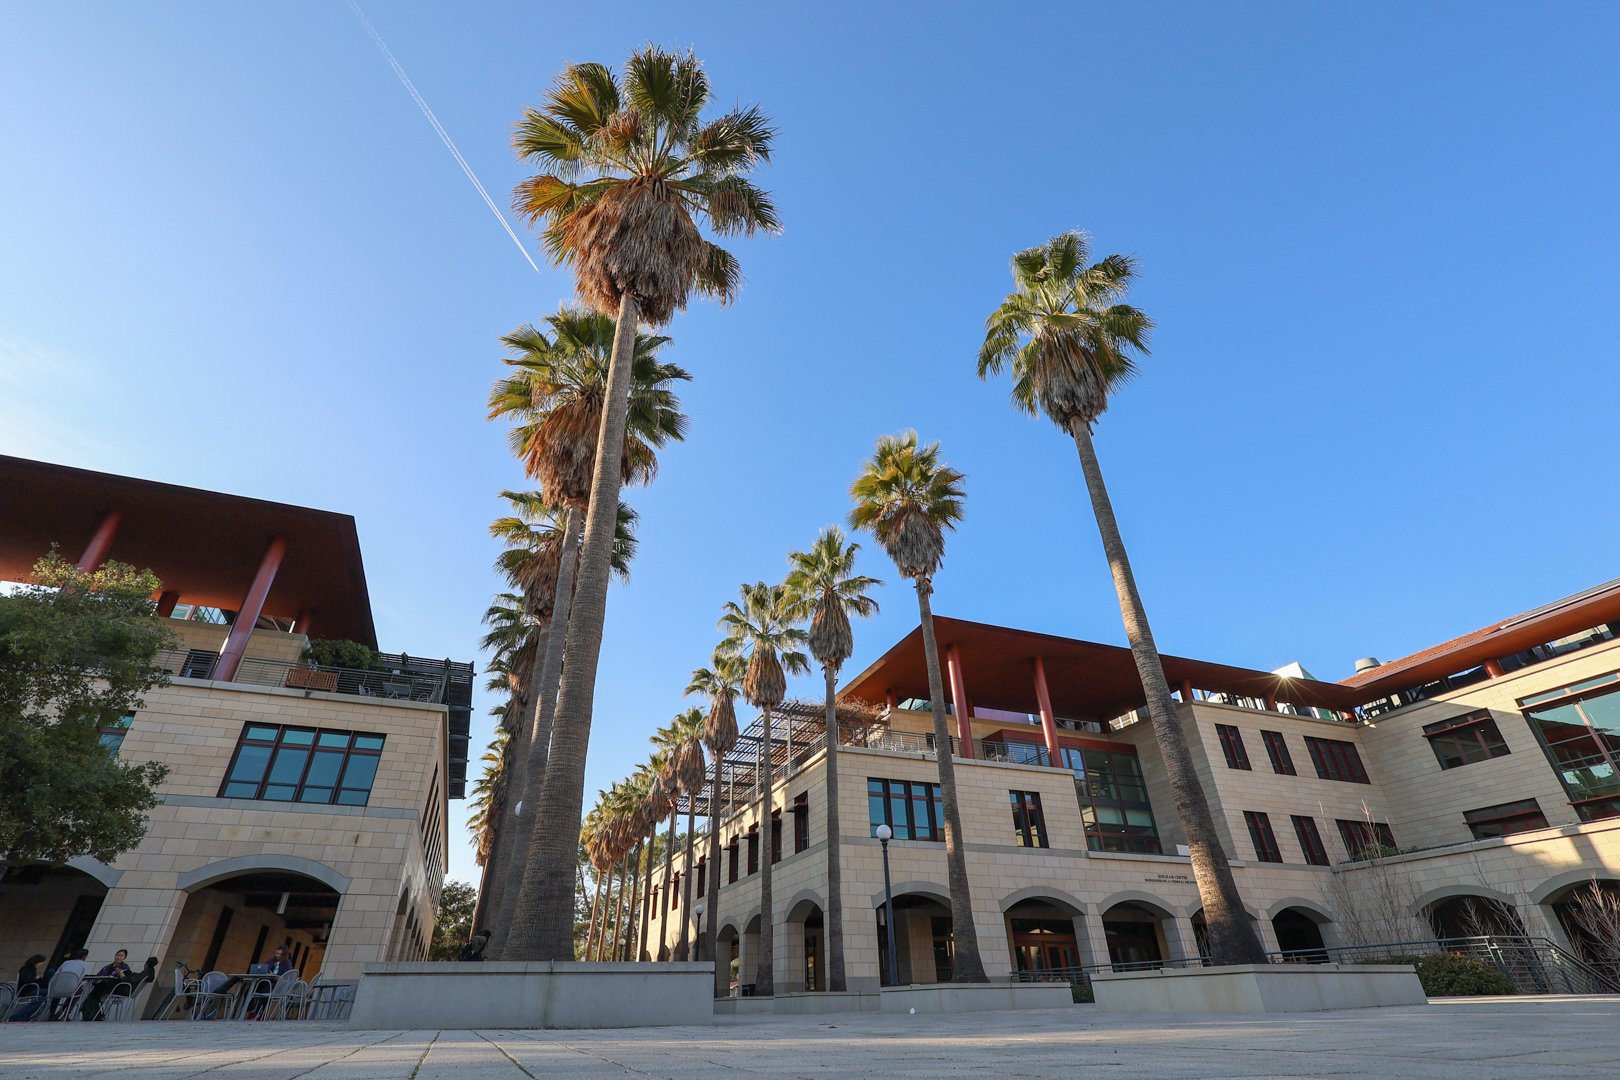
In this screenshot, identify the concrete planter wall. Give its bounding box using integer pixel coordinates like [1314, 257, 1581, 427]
[348, 962, 714, 1029]
[711, 983, 1072, 1017]
[1091, 964, 1427, 1014]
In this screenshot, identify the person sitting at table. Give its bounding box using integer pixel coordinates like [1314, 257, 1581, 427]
[78, 949, 134, 1020]
[45, 948, 90, 1019]
[7, 954, 47, 1021]
[217, 944, 296, 1018]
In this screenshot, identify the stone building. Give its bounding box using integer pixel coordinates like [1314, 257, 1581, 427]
[643, 582, 1620, 994]
[0, 456, 471, 995]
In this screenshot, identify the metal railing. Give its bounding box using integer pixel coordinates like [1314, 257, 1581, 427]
[156, 649, 453, 705]
[853, 731, 1067, 768]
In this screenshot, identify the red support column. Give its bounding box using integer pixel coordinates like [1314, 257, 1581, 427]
[76, 511, 123, 571]
[945, 643, 975, 759]
[292, 610, 312, 636]
[1263, 692, 1278, 712]
[155, 590, 180, 618]
[1032, 657, 1063, 767]
[214, 536, 287, 682]
[1179, 678, 1195, 704]
[1484, 658, 1505, 679]
[884, 688, 898, 711]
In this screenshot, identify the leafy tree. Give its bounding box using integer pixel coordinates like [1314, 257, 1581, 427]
[978, 231, 1265, 965]
[430, 880, 479, 960]
[0, 553, 172, 867]
[506, 47, 778, 960]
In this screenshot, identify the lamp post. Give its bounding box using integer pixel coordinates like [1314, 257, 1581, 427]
[694, 898, 705, 963]
[876, 823, 898, 987]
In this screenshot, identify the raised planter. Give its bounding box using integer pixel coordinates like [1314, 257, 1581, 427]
[1090, 963, 1427, 1014]
[879, 982, 1073, 1013]
[348, 962, 714, 1029]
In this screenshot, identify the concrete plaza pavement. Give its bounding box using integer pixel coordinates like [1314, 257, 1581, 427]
[2, 997, 1617, 1078]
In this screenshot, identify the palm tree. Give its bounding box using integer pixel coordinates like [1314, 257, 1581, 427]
[849, 432, 988, 983]
[688, 650, 743, 992]
[474, 592, 541, 939]
[720, 582, 809, 995]
[580, 796, 612, 959]
[507, 47, 778, 960]
[489, 311, 683, 953]
[979, 231, 1265, 965]
[468, 725, 511, 868]
[784, 528, 881, 993]
[645, 737, 681, 960]
[661, 708, 707, 961]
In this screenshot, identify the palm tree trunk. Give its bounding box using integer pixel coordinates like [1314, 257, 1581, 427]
[487, 675, 538, 949]
[659, 808, 677, 960]
[638, 830, 655, 961]
[609, 854, 629, 962]
[677, 803, 698, 960]
[585, 870, 604, 960]
[914, 583, 988, 983]
[822, 666, 847, 992]
[624, 841, 645, 962]
[500, 522, 580, 952]
[704, 754, 725, 996]
[1070, 421, 1266, 965]
[755, 704, 776, 995]
[508, 292, 640, 960]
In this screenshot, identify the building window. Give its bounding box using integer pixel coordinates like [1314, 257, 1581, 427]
[1336, 818, 1397, 859]
[1244, 811, 1282, 863]
[1305, 736, 1370, 784]
[1423, 711, 1511, 769]
[696, 857, 706, 896]
[218, 723, 385, 805]
[746, 828, 759, 874]
[1060, 747, 1162, 854]
[1521, 674, 1620, 821]
[771, 812, 783, 864]
[1215, 724, 1251, 770]
[793, 793, 809, 854]
[98, 712, 135, 754]
[867, 778, 944, 841]
[1463, 799, 1549, 840]
[1009, 791, 1048, 848]
[1291, 815, 1329, 866]
[1260, 731, 1296, 775]
[670, 872, 680, 909]
[727, 840, 739, 884]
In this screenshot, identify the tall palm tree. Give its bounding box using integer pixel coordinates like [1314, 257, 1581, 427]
[640, 749, 675, 962]
[580, 796, 612, 959]
[474, 592, 540, 939]
[489, 312, 683, 953]
[979, 231, 1265, 965]
[849, 432, 988, 983]
[688, 651, 743, 992]
[468, 725, 511, 868]
[507, 47, 778, 960]
[720, 582, 809, 995]
[645, 735, 681, 961]
[661, 708, 707, 961]
[785, 528, 880, 993]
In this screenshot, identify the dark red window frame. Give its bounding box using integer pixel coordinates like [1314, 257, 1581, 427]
[1261, 730, 1296, 775]
[1306, 736, 1370, 784]
[1244, 810, 1282, 862]
[1215, 724, 1252, 770]
[1291, 815, 1330, 865]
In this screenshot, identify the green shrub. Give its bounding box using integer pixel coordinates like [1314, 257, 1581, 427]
[1411, 953, 1516, 996]
[302, 638, 380, 670]
[1071, 980, 1094, 1004]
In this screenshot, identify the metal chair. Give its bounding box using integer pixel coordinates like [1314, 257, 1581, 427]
[242, 969, 299, 1020]
[34, 971, 82, 1021]
[96, 983, 137, 1022]
[7, 982, 44, 1022]
[188, 971, 231, 1020]
[0, 982, 15, 1021]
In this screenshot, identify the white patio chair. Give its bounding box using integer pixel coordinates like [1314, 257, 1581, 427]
[34, 970, 82, 1021]
[242, 969, 299, 1020]
[189, 971, 231, 1020]
[7, 980, 45, 1022]
[96, 983, 137, 1022]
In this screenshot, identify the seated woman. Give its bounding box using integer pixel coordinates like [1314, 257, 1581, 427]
[77, 949, 136, 1020]
[8, 954, 48, 1021]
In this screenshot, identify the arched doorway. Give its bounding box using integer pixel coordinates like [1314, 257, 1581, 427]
[1272, 907, 1330, 962]
[164, 869, 340, 984]
[740, 914, 763, 995]
[785, 898, 824, 992]
[1004, 898, 1081, 976]
[1101, 901, 1171, 970]
[715, 921, 741, 997]
[0, 864, 111, 969]
[1427, 895, 1526, 940]
[1547, 879, 1620, 977]
[874, 892, 952, 985]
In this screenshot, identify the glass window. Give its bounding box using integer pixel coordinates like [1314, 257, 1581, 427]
[1244, 811, 1282, 862]
[218, 723, 385, 806]
[1423, 711, 1511, 769]
[793, 794, 809, 854]
[1291, 815, 1329, 865]
[1336, 818, 1396, 859]
[867, 777, 943, 841]
[1066, 748, 1162, 854]
[1305, 736, 1370, 783]
[1523, 680, 1620, 821]
[1463, 799, 1549, 840]
[1260, 731, 1296, 775]
[1215, 725, 1251, 770]
[1010, 790, 1048, 848]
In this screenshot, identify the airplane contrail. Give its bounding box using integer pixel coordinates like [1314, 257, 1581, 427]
[347, 0, 541, 274]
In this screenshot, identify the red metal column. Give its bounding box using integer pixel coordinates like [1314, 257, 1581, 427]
[1032, 657, 1064, 767]
[214, 536, 287, 682]
[291, 609, 312, 636]
[1263, 692, 1278, 712]
[1179, 678, 1195, 704]
[884, 688, 898, 711]
[1484, 658, 1505, 679]
[945, 643, 975, 759]
[155, 590, 180, 618]
[76, 510, 123, 571]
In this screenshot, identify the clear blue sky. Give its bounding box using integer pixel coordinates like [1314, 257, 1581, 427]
[4, 2, 1617, 889]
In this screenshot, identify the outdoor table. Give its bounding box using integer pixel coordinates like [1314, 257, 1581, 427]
[224, 974, 274, 1019]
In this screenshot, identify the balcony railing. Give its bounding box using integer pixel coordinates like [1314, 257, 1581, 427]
[155, 649, 454, 705]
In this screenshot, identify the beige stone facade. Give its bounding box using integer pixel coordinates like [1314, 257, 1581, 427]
[642, 634, 1620, 993]
[0, 624, 451, 991]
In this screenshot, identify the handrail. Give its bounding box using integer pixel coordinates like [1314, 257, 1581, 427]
[155, 649, 450, 705]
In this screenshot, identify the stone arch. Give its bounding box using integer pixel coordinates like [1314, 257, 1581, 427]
[176, 853, 351, 894]
[65, 856, 122, 890]
[1096, 890, 1178, 920]
[714, 908, 757, 939]
[1265, 897, 1335, 923]
[869, 880, 951, 909]
[1000, 886, 1084, 915]
[1530, 869, 1620, 906]
[1413, 883, 1518, 912]
[784, 889, 825, 923]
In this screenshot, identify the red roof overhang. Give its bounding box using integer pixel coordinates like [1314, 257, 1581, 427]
[0, 455, 377, 646]
[840, 615, 1365, 720]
